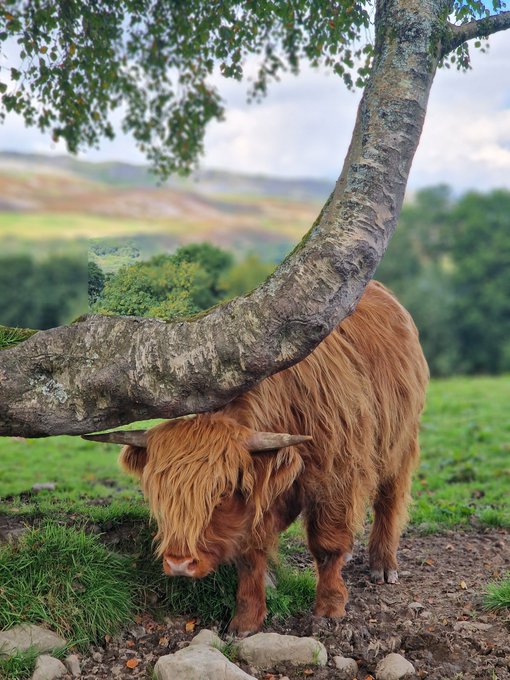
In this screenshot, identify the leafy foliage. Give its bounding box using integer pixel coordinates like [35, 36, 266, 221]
[87, 260, 105, 306]
[94, 254, 207, 318]
[444, 1, 507, 70]
[0, 1, 371, 177]
[94, 244, 273, 320]
[219, 254, 275, 299]
[0, 254, 87, 329]
[171, 243, 234, 309]
[1, 2, 506, 175]
[377, 186, 510, 376]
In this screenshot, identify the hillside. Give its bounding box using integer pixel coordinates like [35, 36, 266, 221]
[0, 152, 331, 263]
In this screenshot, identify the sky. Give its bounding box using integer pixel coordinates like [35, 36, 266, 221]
[0, 32, 509, 191]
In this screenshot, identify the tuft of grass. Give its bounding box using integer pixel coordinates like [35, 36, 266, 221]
[0, 325, 37, 351]
[266, 563, 316, 620]
[214, 639, 239, 662]
[0, 648, 39, 680]
[0, 524, 137, 648]
[130, 524, 315, 627]
[484, 575, 510, 611]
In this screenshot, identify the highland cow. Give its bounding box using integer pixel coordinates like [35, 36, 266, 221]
[85, 281, 429, 635]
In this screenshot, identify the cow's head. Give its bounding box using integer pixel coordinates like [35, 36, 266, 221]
[83, 415, 310, 578]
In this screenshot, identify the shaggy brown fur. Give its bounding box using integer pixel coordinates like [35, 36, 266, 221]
[120, 281, 429, 634]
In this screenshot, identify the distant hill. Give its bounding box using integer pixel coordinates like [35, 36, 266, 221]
[0, 151, 331, 265]
[0, 151, 332, 200]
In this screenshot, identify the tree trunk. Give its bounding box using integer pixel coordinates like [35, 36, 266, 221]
[0, 0, 447, 437]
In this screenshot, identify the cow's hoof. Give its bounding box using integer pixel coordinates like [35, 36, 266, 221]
[370, 568, 398, 584]
[386, 569, 398, 584]
[228, 617, 263, 638]
[313, 603, 346, 619]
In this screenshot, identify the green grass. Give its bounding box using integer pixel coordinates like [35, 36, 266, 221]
[0, 326, 37, 351]
[484, 575, 510, 611]
[1, 376, 507, 530]
[0, 648, 40, 680]
[0, 375, 508, 642]
[412, 376, 510, 531]
[0, 524, 137, 648]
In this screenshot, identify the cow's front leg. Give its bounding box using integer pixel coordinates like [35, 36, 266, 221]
[306, 510, 352, 618]
[229, 549, 268, 636]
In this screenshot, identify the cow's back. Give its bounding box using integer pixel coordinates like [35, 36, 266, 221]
[225, 281, 429, 519]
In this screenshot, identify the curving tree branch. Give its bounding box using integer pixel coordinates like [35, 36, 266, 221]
[443, 11, 510, 56]
[0, 0, 502, 438]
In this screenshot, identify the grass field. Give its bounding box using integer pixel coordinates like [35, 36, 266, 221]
[1, 375, 508, 528]
[0, 375, 508, 677]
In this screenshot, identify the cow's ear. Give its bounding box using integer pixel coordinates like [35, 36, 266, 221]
[119, 445, 148, 477]
[249, 446, 304, 508]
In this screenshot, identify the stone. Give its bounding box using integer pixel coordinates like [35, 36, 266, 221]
[375, 653, 415, 680]
[32, 483, 56, 492]
[237, 632, 327, 667]
[0, 517, 27, 544]
[453, 621, 493, 633]
[31, 655, 67, 680]
[408, 602, 424, 611]
[0, 624, 67, 658]
[189, 629, 222, 648]
[128, 624, 146, 640]
[64, 654, 81, 676]
[333, 655, 359, 679]
[154, 645, 257, 680]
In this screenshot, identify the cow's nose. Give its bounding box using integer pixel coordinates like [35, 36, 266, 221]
[165, 555, 199, 576]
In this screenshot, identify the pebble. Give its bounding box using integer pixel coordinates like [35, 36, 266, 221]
[31, 655, 67, 680]
[64, 654, 81, 677]
[0, 624, 67, 658]
[32, 482, 57, 492]
[375, 653, 415, 680]
[189, 629, 222, 648]
[236, 632, 327, 667]
[154, 644, 256, 680]
[333, 655, 359, 679]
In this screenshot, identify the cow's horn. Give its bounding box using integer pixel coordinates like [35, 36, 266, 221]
[81, 430, 148, 447]
[246, 432, 312, 452]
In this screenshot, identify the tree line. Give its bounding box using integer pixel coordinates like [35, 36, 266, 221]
[2, 185, 509, 377]
[376, 186, 510, 376]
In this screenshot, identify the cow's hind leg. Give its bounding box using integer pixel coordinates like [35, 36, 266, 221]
[305, 505, 353, 618]
[369, 441, 418, 584]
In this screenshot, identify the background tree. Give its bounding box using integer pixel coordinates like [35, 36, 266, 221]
[171, 243, 234, 309]
[94, 255, 205, 318]
[0, 254, 87, 330]
[1, 0, 510, 437]
[87, 261, 106, 307]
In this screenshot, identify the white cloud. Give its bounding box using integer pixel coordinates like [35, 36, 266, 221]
[0, 32, 509, 191]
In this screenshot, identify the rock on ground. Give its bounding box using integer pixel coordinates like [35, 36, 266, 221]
[375, 653, 416, 680]
[0, 624, 67, 658]
[237, 632, 327, 667]
[333, 655, 359, 679]
[32, 482, 56, 492]
[31, 655, 67, 680]
[189, 629, 222, 648]
[154, 644, 257, 680]
[64, 654, 81, 676]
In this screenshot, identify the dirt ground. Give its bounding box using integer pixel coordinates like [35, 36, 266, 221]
[76, 528, 510, 680]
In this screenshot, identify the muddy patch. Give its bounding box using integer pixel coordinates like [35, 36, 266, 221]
[73, 529, 509, 679]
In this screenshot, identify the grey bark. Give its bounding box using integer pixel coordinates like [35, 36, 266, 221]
[444, 11, 510, 56]
[0, 0, 506, 437]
